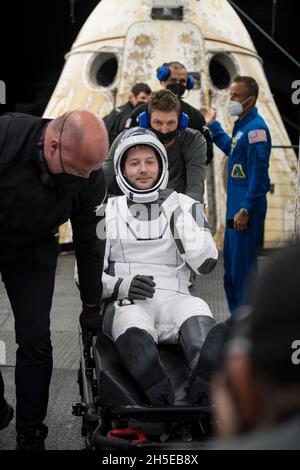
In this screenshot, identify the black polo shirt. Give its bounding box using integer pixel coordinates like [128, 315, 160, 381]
[0, 113, 106, 305]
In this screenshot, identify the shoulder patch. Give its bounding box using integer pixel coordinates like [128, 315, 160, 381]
[248, 129, 267, 144]
[231, 163, 246, 178]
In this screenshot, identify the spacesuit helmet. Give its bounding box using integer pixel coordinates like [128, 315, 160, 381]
[114, 127, 169, 203]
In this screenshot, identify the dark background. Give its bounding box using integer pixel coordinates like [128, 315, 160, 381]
[1, 0, 299, 145]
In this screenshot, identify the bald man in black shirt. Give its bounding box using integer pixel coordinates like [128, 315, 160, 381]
[0, 110, 108, 449]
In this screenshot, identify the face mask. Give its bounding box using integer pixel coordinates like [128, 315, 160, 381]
[151, 127, 178, 144]
[227, 97, 251, 116]
[166, 83, 186, 98]
[52, 173, 88, 194]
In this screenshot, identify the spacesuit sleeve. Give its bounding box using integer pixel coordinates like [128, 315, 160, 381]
[101, 239, 122, 299]
[100, 203, 135, 300]
[170, 197, 218, 274]
[209, 120, 232, 156]
[241, 129, 271, 212]
[98, 203, 122, 299]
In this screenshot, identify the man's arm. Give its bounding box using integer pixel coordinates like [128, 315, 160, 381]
[101, 236, 123, 300]
[71, 169, 107, 306]
[201, 107, 232, 156]
[169, 194, 218, 274]
[208, 121, 232, 156]
[179, 103, 213, 164]
[202, 126, 214, 165]
[181, 129, 207, 203]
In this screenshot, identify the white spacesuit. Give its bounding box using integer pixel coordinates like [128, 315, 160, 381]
[101, 128, 218, 405]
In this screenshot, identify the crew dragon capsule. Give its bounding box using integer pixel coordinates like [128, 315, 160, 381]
[44, 0, 298, 247]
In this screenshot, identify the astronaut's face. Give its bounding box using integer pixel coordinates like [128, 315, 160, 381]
[123, 146, 159, 190]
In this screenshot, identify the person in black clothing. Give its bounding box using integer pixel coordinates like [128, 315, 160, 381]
[0, 110, 108, 449]
[103, 82, 151, 146]
[128, 62, 213, 164]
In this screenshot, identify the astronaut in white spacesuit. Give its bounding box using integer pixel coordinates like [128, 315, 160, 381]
[101, 127, 218, 405]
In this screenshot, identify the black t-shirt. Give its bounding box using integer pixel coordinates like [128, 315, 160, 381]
[103, 101, 134, 146]
[0, 113, 107, 305]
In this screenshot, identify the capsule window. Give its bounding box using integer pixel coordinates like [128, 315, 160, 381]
[209, 53, 238, 89]
[90, 53, 118, 87]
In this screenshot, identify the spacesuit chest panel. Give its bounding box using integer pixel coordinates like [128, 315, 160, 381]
[108, 196, 179, 266]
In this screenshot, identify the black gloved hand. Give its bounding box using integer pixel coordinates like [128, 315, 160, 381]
[79, 305, 101, 335]
[128, 275, 156, 300]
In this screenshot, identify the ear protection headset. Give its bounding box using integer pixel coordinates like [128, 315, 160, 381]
[156, 63, 195, 90]
[138, 110, 189, 131]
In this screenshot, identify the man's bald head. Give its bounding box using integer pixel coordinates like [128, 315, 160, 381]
[44, 109, 108, 177]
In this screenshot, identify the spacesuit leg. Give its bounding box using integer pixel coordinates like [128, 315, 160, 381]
[179, 315, 216, 370]
[115, 327, 175, 405]
[187, 321, 231, 404]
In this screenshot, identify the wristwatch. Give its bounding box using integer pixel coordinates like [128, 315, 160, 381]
[239, 208, 249, 216]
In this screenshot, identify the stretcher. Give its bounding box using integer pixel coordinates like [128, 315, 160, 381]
[73, 305, 216, 450]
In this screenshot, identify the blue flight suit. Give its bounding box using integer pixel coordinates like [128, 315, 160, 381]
[209, 107, 271, 314]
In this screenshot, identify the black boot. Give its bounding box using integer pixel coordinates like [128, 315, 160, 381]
[0, 401, 14, 430]
[179, 315, 216, 370]
[179, 315, 215, 405]
[16, 423, 48, 450]
[115, 328, 174, 405]
[188, 321, 231, 404]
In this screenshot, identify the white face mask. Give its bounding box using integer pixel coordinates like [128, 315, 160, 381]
[227, 96, 251, 116]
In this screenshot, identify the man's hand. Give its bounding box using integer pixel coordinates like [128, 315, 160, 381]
[200, 106, 217, 125]
[233, 211, 249, 231]
[117, 274, 156, 301]
[127, 275, 156, 300]
[79, 305, 101, 335]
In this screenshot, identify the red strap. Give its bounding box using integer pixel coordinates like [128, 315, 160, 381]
[107, 427, 147, 444]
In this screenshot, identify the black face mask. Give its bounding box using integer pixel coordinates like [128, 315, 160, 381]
[166, 83, 186, 98]
[150, 127, 178, 145]
[52, 173, 88, 194]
